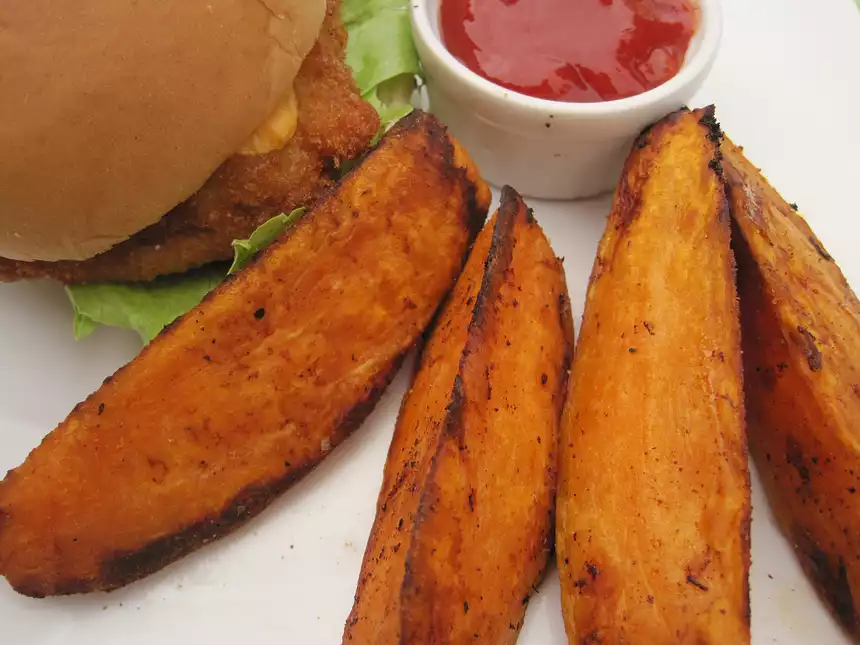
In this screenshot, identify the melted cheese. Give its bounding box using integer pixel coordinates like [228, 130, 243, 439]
[238, 89, 299, 155]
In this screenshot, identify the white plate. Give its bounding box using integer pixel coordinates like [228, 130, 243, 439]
[1, 0, 859, 643]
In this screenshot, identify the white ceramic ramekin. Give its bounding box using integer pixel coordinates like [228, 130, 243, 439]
[411, 0, 722, 199]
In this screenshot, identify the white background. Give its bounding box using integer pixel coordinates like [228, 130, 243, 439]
[1, 0, 859, 643]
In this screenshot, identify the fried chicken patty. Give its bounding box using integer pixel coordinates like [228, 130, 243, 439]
[0, 0, 379, 285]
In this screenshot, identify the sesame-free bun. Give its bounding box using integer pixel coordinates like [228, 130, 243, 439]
[0, 0, 326, 261]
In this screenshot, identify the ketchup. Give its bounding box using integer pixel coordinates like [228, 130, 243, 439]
[439, 0, 699, 103]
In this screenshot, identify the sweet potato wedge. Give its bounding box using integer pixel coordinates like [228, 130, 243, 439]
[0, 110, 491, 597]
[724, 139, 860, 637]
[343, 187, 574, 644]
[556, 108, 751, 644]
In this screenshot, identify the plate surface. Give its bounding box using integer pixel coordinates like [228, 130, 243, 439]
[1, 0, 859, 643]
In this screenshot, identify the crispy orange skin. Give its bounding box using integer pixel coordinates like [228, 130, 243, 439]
[556, 108, 751, 644]
[724, 140, 860, 638]
[0, 111, 490, 597]
[343, 187, 574, 644]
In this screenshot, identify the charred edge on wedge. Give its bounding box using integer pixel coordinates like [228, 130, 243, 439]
[466, 186, 519, 336]
[428, 114, 487, 244]
[47, 353, 406, 596]
[96, 465, 316, 592]
[808, 236, 834, 262]
[794, 527, 858, 634]
[556, 286, 575, 395]
[410, 114, 491, 369]
[698, 105, 724, 145]
[721, 220, 753, 630]
[740, 494, 753, 625]
[710, 156, 737, 290]
[715, 160, 750, 629]
[713, 157, 732, 227]
[399, 187, 520, 618]
[709, 142, 725, 181]
[433, 114, 458, 176]
[695, 105, 725, 179]
[398, 371, 468, 629]
[734, 309, 752, 627]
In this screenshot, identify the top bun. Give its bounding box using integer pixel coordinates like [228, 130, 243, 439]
[0, 0, 326, 261]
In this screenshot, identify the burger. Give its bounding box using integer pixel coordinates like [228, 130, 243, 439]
[0, 0, 386, 286]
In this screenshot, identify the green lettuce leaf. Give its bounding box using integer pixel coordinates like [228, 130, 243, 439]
[67, 208, 305, 344]
[229, 208, 306, 274]
[343, 0, 421, 125]
[66, 268, 224, 344]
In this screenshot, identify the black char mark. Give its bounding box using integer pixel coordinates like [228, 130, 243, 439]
[795, 325, 823, 372]
[794, 527, 858, 633]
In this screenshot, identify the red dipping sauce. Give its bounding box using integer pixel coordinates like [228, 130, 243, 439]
[439, 0, 699, 103]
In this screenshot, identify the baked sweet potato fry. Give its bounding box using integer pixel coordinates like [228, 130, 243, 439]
[556, 108, 751, 644]
[343, 187, 574, 644]
[724, 140, 860, 638]
[0, 110, 491, 597]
